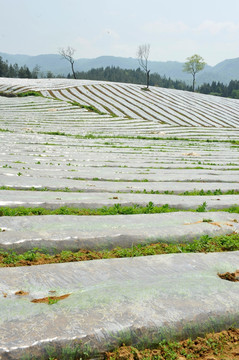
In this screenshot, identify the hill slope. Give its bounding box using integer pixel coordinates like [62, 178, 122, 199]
[1, 52, 239, 84]
[0, 78, 238, 130]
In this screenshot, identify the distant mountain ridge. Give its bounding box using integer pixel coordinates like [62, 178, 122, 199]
[0, 52, 239, 85]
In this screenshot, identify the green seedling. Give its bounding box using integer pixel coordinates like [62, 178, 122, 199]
[196, 202, 207, 212]
[48, 297, 59, 305]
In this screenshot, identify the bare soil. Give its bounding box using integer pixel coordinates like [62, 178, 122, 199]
[15, 290, 29, 296]
[105, 328, 239, 359]
[31, 293, 70, 304]
[218, 270, 239, 282]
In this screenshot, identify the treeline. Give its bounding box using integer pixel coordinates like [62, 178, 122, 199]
[74, 66, 239, 99]
[73, 67, 239, 98]
[73, 67, 190, 91]
[0, 56, 41, 78]
[1, 56, 239, 98]
[198, 80, 239, 99]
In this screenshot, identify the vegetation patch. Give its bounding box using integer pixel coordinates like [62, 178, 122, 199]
[1, 233, 239, 267]
[0, 203, 178, 216]
[0, 203, 238, 217]
[70, 101, 108, 115]
[182, 188, 239, 196]
[0, 90, 42, 98]
[33, 131, 239, 146]
[17, 327, 239, 359]
[0, 91, 16, 98]
[195, 201, 207, 212]
[17, 90, 42, 97]
[202, 218, 213, 223]
[0, 186, 76, 192]
[0, 128, 13, 133]
[38, 131, 67, 136]
[1, 186, 238, 196]
[131, 188, 239, 195]
[105, 328, 239, 360]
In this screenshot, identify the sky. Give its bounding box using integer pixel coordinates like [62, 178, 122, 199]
[0, 0, 239, 66]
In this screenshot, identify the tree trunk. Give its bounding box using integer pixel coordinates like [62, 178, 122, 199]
[192, 73, 195, 92]
[146, 70, 150, 88]
[71, 61, 76, 79]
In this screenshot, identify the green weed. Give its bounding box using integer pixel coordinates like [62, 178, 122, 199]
[196, 202, 207, 212]
[48, 297, 59, 305]
[0, 128, 12, 132]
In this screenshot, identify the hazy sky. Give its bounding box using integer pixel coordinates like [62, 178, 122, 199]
[1, 0, 239, 65]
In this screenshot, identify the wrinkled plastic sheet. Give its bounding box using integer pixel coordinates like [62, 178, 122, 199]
[0, 190, 239, 210]
[1, 165, 239, 182]
[0, 251, 239, 359]
[0, 212, 239, 253]
[0, 175, 239, 194]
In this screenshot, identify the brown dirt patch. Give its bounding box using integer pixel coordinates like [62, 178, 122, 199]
[31, 293, 70, 304]
[184, 220, 234, 227]
[218, 270, 239, 282]
[105, 328, 239, 360]
[15, 290, 29, 296]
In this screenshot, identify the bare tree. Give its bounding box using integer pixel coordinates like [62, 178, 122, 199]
[137, 44, 150, 88]
[59, 46, 76, 79]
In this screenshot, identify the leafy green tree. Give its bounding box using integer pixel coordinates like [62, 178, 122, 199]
[7, 64, 16, 77]
[13, 63, 19, 77]
[231, 89, 239, 99]
[18, 65, 32, 78]
[46, 70, 54, 78]
[228, 80, 239, 97]
[183, 54, 206, 92]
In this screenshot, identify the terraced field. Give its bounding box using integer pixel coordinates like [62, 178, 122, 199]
[0, 78, 239, 359]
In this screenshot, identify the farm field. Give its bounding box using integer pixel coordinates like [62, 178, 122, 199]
[0, 78, 239, 359]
